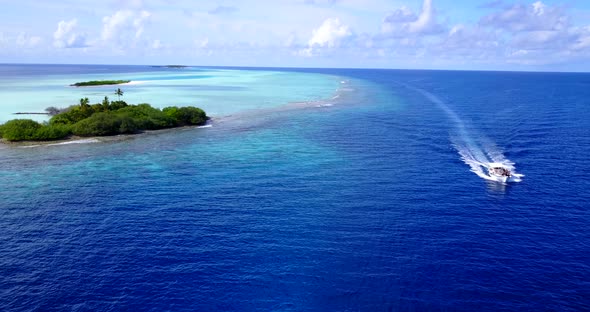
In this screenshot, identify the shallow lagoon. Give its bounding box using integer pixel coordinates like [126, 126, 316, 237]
[0, 65, 341, 123]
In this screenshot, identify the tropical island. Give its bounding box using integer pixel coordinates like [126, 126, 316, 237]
[152, 65, 189, 68]
[70, 80, 131, 87]
[0, 91, 207, 142]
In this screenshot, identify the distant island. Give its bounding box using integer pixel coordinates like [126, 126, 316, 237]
[71, 80, 131, 87]
[0, 95, 208, 142]
[152, 65, 189, 68]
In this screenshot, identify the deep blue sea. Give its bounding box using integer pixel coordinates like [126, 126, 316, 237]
[1, 65, 589, 311]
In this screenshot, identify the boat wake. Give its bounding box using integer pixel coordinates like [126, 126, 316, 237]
[412, 86, 524, 183]
[452, 138, 523, 183]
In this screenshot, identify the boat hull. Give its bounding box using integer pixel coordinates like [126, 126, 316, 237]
[486, 163, 523, 183]
[488, 172, 522, 183]
[489, 175, 510, 183]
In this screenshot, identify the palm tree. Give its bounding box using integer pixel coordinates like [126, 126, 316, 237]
[79, 97, 89, 107]
[115, 88, 124, 101]
[102, 96, 110, 111]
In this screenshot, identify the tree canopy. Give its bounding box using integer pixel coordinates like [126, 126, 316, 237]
[70, 80, 130, 87]
[1, 98, 208, 142]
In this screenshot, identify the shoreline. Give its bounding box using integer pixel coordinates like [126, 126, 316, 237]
[1, 123, 213, 147]
[68, 81, 145, 88]
[3, 75, 355, 148]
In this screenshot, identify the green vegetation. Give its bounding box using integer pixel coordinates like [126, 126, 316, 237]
[45, 106, 61, 116]
[0, 119, 70, 141]
[1, 96, 208, 142]
[115, 88, 124, 101]
[70, 80, 131, 87]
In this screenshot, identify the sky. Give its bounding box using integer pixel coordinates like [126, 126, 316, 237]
[2, 0, 590, 71]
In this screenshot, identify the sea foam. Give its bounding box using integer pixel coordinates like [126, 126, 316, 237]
[411, 85, 523, 183]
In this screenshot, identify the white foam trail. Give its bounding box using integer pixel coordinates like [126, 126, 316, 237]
[18, 138, 100, 148]
[412, 86, 523, 183]
[47, 138, 100, 146]
[316, 103, 334, 107]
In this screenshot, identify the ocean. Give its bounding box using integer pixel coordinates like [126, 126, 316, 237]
[0, 65, 589, 311]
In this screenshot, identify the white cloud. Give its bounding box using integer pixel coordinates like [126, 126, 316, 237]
[368, 0, 590, 67]
[284, 32, 298, 48]
[151, 39, 162, 49]
[381, 0, 444, 37]
[0, 32, 6, 47]
[367, 0, 589, 68]
[308, 18, 351, 47]
[512, 30, 565, 49]
[102, 11, 132, 41]
[133, 11, 151, 39]
[478, 1, 589, 57]
[53, 19, 87, 48]
[571, 27, 590, 50]
[511, 49, 529, 57]
[408, 0, 441, 34]
[29, 36, 42, 46]
[192, 38, 213, 56]
[532, 1, 545, 15]
[480, 1, 568, 32]
[300, 18, 352, 56]
[54, 20, 76, 43]
[101, 10, 151, 45]
[383, 6, 416, 25]
[199, 38, 209, 49]
[444, 24, 499, 50]
[422, 24, 503, 64]
[16, 33, 42, 48]
[3, 0, 590, 70]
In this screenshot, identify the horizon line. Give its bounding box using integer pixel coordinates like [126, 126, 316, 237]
[1, 62, 589, 75]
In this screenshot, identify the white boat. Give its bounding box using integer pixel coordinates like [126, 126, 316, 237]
[487, 163, 515, 183]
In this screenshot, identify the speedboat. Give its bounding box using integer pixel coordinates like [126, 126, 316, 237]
[487, 163, 514, 183]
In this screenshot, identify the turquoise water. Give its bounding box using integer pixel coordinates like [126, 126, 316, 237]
[1, 66, 589, 311]
[0, 65, 341, 123]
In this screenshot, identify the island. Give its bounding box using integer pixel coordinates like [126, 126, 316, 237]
[151, 65, 189, 68]
[0, 96, 207, 142]
[70, 80, 131, 87]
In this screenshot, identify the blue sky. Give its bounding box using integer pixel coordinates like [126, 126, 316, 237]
[2, 0, 590, 71]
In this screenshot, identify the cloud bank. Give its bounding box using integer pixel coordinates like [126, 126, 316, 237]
[54, 19, 87, 48]
[300, 18, 352, 56]
[4, 0, 590, 70]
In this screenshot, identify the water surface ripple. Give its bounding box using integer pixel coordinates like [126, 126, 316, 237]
[1, 67, 589, 311]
